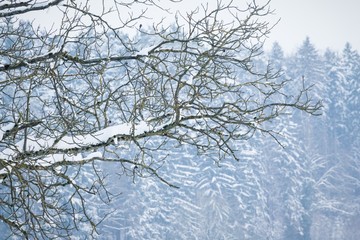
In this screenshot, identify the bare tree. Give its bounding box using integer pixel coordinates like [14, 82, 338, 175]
[0, 0, 321, 238]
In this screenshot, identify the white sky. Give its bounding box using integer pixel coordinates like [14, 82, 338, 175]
[155, 0, 360, 53]
[175, 0, 360, 53]
[265, 0, 360, 53]
[22, 0, 360, 54]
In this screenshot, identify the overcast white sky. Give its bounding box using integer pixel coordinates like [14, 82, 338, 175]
[25, 0, 360, 54]
[265, 0, 360, 53]
[156, 0, 360, 53]
[179, 0, 360, 53]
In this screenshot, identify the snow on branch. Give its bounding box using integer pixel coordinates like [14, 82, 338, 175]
[1, 121, 153, 161]
[0, 0, 64, 17]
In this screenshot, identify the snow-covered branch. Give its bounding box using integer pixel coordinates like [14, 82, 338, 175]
[0, 0, 323, 238]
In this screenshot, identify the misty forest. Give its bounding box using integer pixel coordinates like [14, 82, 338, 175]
[0, 0, 359, 239]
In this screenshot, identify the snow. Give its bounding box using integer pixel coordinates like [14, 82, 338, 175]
[185, 75, 193, 85]
[0, 120, 146, 181]
[1, 16, 360, 239]
[0, 164, 11, 176]
[0, 122, 15, 140]
[84, 151, 103, 160]
[0, 121, 152, 164]
[241, 149, 258, 156]
[38, 153, 84, 166]
[134, 45, 157, 56]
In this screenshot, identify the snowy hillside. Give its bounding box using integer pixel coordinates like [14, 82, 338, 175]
[90, 39, 360, 239]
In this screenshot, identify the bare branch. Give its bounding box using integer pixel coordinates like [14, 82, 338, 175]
[0, 0, 65, 17]
[0, 0, 321, 237]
